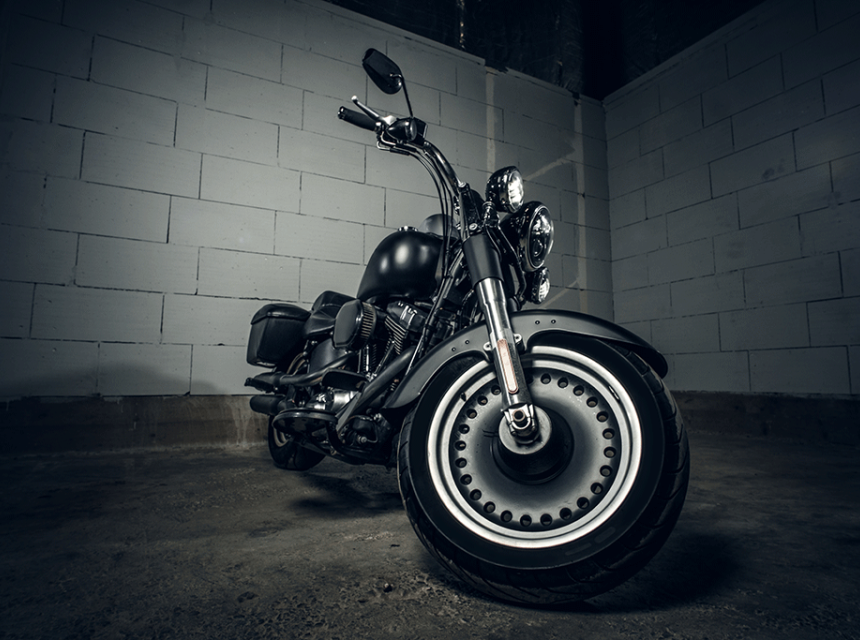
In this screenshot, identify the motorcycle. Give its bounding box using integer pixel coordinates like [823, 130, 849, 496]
[244, 48, 689, 605]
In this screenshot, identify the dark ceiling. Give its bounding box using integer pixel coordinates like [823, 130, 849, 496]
[321, 0, 767, 100]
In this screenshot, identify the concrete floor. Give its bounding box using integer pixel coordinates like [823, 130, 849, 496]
[1, 429, 858, 640]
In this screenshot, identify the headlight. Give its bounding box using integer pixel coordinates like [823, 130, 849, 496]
[500, 201, 553, 272]
[526, 267, 550, 304]
[485, 166, 524, 214]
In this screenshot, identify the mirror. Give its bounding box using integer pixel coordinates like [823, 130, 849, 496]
[362, 48, 403, 95]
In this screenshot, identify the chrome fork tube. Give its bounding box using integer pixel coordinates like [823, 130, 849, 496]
[475, 278, 537, 438]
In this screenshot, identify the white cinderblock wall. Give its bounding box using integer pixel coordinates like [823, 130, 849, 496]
[0, 0, 608, 398]
[606, 0, 860, 396]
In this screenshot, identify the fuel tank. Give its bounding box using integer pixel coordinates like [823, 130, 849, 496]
[358, 229, 442, 301]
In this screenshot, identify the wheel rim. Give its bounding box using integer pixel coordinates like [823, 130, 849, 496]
[427, 345, 644, 549]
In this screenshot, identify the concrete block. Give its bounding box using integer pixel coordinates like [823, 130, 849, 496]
[618, 320, 652, 345]
[16, 0, 63, 21]
[561, 256, 612, 292]
[639, 97, 703, 154]
[823, 58, 860, 116]
[190, 345, 255, 395]
[605, 85, 659, 140]
[843, 248, 860, 297]
[580, 97, 606, 141]
[65, 0, 184, 54]
[169, 197, 275, 254]
[816, 0, 860, 30]
[176, 105, 278, 165]
[0, 281, 33, 338]
[505, 113, 575, 157]
[363, 226, 392, 265]
[795, 105, 860, 169]
[671, 352, 750, 392]
[441, 92, 503, 139]
[0, 65, 54, 122]
[612, 215, 667, 261]
[198, 248, 300, 300]
[43, 178, 168, 242]
[608, 149, 663, 199]
[299, 259, 364, 303]
[91, 38, 207, 106]
[607, 128, 639, 170]
[576, 225, 611, 262]
[279, 127, 365, 182]
[456, 130, 493, 175]
[658, 46, 728, 111]
[55, 77, 177, 147]
[671, 272, 745, 315]
[732, 80, 824, 150]
[800, 201, 860, 255]
[720, 304, 810, 350]
[702, 57, 783, 126]
[833, 152, 860, 203]
[453, 57, 486, 104]
[146, 0, 210, 18]
[76, 235, 199, 294]
[738, 164, 833, 228]
[0, 170, 46, 228]
[744, 254, 842, 306]
[715, 218, 802, 273]
[6, 14, 90, 78]
[32, 285, 163, 343]
[645, 165, 711, 217]
[282, 46, 363, 101]
[200, 155, 298, 211]
[613, 284, 671, 323]
[609, 189, 646, 230]
[182, 17, 281, 81]
[576, 195, 610, 231]
[82, 133, 200, 198]
[852, 346, 860, 394]
[540, 287, 613, 320]
[304, 5, 389, 65]
[725, 0, 815, 76]
[0, 338, 98, 398]
[212, 0, 296, 43]
[206, 67, 303, 128]
[383, 189, 440, 230]
[98, 343, 192, 396]
[366, 151, 436, 199]
[612, 254, 649, 292]
[300, 174, 384, 226]
[667, 194, 738, 246]
[783, 12, 860, 88]
[710, 134, 795, 197]
[0, 227, 76, 285]
[663, 119, 733, 178]
[648, 238, 714, 285]
[750, 347, 850, 394]
[583, 165, 609, 201]
[274, 212, 363, 264]
[809, 297, 860, 346]
[493, 72, 576, 128]
[162, 294, 262, 346]
[0, 120, 83, 178]
[386, 39, 458, 96]
[652, 314, 720, 354]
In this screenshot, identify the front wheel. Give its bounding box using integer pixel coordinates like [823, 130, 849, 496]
[397, 335, 689, 605]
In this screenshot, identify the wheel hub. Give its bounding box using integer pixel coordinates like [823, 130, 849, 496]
[493, 406, 572, 484]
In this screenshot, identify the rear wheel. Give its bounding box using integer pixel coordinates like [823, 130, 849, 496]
[397, 335, 688, 604]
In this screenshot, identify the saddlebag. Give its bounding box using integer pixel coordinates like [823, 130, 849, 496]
[246, 303, 310, 367]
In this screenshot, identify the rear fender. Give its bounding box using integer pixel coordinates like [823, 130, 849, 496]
[383, 309, 667, 410]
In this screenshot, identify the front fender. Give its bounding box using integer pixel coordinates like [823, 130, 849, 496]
[383, 309, 668, 410]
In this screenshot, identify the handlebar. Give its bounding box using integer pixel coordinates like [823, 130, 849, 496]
[337, 106, 377, 131]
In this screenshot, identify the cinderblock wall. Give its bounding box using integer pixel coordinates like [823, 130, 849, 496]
[606, 0, 860, 396]
[0, 0, 607, 398]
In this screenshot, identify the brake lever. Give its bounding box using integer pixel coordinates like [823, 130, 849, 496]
[351, 96, 380, 120]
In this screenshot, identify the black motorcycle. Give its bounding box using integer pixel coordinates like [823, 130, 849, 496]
[244, 49, 689, 605]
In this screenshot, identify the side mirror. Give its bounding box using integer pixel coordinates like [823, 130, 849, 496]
[362, 48, 403, 95]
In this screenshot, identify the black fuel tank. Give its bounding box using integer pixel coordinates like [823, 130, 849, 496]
[358, 229, 442, 301]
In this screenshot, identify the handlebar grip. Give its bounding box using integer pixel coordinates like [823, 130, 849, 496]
[337, 106, 377, 131]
